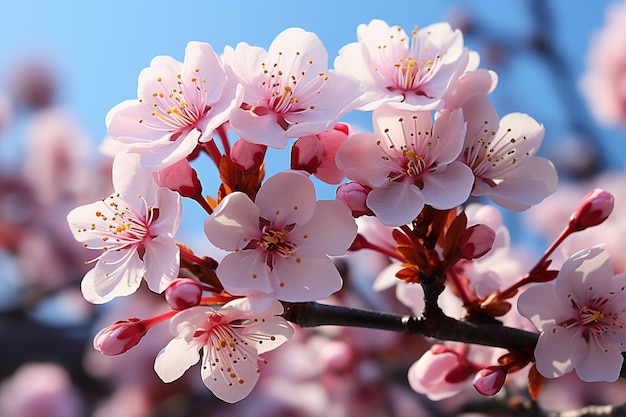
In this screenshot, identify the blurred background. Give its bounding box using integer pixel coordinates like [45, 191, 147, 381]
[1, 0, 626, 416]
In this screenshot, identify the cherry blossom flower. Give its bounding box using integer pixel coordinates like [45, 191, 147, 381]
[334, 19, 469, 111]
[517, 246, 626, 382]
[223, 27, 363, 149]
[67, 153, 181, 303]
[336, 104, 473, 226]
[153, 296, 293, 403]
[204, 171, 357, 302]
[106, 41, 241, 169]
[459, 94, 558, 211]
[580, 1, 626, 127]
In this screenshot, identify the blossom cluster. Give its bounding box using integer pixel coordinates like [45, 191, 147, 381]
[66, 18, 625, 405]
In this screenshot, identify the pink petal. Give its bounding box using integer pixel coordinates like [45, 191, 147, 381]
[271, 248, 343, 302]
[367, 180, 425, 226]
[255, 171, 316, 228]
[421, 161, 474, 209]
[535, 328, 583, 378]
[336, 132, 391, 187]
[138, 128, 202, 170]
[182, 42, 228, 105]
[204, 192, 261, 251]
[106, 100, 165, 141]
[291, 200, 357, 256]
[201, 345, 261, 403]
[430, 108, 466, 164]
[228, 106, 288, 149]
[241, 314, 294, 355]
[576, 339, 624, 382]
[556, 246, 614, 302]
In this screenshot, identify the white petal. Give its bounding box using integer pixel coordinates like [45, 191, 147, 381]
[201, 344, 261, 403]
[80, 251, 144, 304]
[204, 192, 261, 251]
[143, 235, 180, 293]
[154, 337, 201, 383]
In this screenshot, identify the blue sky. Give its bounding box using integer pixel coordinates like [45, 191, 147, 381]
[0, 0, 615, 141]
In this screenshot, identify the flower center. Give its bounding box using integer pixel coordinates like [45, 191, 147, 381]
[558, 296, 624, 343]
[142, 71, 211, 131]
[259, 227, 295, 258]
[80, 194, 155, 256]
[258, 51, 327, 119]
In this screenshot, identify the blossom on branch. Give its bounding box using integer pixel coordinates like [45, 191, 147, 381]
[518, 246, 626, 382]
[204, 171, 357, 302]
[459, 94, 558, 211]
[153, 296, 293, 403]
[106, 41, 242, 169]
[67, 153, 181, 303]
[335, 19, 470, 111]
[223, 28, 364, 149]
[336, 104, 473, 226]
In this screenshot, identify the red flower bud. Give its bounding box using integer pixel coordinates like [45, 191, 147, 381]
[93, 318, 147, 356]
[165, 278, 203, 310]
[472, 366, 507, 396]
[156, 158, 202, 198]
[459, 224, 496, 259]
[291, 135, 323, 174]
[569, 188, 614, 231]
[230, 139, 266, 172]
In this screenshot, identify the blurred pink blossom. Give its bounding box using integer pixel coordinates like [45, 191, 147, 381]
[580, 1, 626, 127]
[0, 363, 82, 417]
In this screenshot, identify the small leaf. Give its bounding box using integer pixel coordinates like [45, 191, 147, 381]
[528, 363, 544, 400]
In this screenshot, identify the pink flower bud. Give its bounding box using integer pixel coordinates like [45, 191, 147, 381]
[93, 318, 147, 356]
[336, 182, 372, 217]
[291, 135, 323, 174]
[569, 188, 614, 231]
[472, 366, 507, 396]
[314, 123, 354, 184]
[156, 158, 202, 198]
[230, 139, 266, 172]
[408, 344, 476, 401]
[165, 278, 203, 310]
[459, 224, 496, 259]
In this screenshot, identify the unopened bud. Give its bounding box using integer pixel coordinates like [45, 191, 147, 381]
[165, 278, 203, 310]
[291, 135, 323, 174]
[156, 159, 202, 198]
[314, 123, 354, 184]
[473, 366, 507, 396]
[93, 318, 147, 356]
[569, 188, 614, 231]
[459, 224, 495, 259]
[230, 139, 266, 172]
[336, 182, 372, 217]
